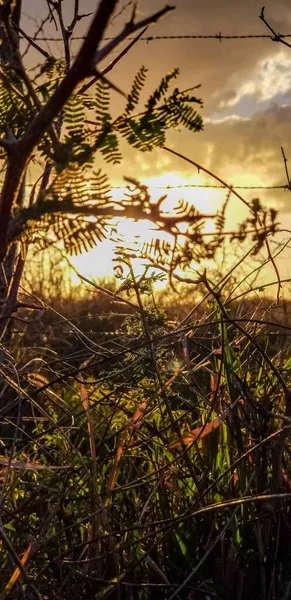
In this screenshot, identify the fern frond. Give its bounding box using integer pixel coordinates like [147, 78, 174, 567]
[37, 57, 66, 102]
[34, 213, 110, 255]
[89, 169, 112, 205]
[158, 99, 203, 133]
[93, 80, 122, 163]
[141, 238, 172, 261]
[125, 65, 148, 114]
[145, 68, 179, 112]
[41, 166, 112, 208]
[95, 79, 111, 129]
[0, 76, 34, 147]
[63, 93, 86, 140]
[46, 165, 88, 202]
[117, 115, 166, 151]
[95, 122, 122, 163]
[60, 217, 109, 255]
[116, 74, 203, 152]
[174, 199, 200, 219]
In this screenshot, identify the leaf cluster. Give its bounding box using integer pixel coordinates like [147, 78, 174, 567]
[1, 56, 279, 280]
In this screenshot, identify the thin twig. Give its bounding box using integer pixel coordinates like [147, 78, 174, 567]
[79, 26, 148, 94]
[163, 145, 282, 304]
[260, 6, 291, 49]
[281, 146, 291, 190]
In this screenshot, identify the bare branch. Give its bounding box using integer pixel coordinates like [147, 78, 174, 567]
[281, 146, 291, 190]
[53, 0, 71, 68]
[163, 145, 251, 209]
[79, 26, 148, 95]
[110, 1, 135, 27]
[16, 25, 51, 59]
[68, 1, 92, 35]
[95, 5, 175, 65]
[21, 13, 52, 60]
[260, 6, 291, 49]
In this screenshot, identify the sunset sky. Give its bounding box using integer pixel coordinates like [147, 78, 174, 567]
[22, 0, 291, 284]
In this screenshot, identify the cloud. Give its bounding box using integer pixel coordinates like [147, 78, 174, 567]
[219, 51, 291, 109]
[203, 104, 291, 175]
[109, 103, 291, 219]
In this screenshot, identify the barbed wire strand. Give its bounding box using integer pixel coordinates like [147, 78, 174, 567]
[22, 182, 290, 191]
[112, 184, 290, 190]
[21, 33, 291, 43]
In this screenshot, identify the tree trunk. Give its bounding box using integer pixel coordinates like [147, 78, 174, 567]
[0, 1, 25, 344]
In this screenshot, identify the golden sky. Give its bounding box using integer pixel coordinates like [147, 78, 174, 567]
[22, 0, 291, 285]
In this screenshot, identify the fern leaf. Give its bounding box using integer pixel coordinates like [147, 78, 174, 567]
[145, 68, 179, 112]
[89, 169, 112, 205]
[95, 79, 111, 129]
[63, 93, 85, 140]
[93, 82, 122, 163]
[124, 65, 148, 114]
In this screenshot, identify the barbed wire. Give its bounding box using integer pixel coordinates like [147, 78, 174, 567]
[112, 183, 289, 190]
[22, 33, 291, 43]
[23, 182, 290, 191]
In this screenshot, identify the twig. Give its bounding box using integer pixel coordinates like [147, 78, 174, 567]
[110, 1, 135, 26]
[95, 5, 175, 64]
[163, 145, 282, 304]
[281, 146, 291, 191]
[16, 25, 51, 59]
[79, 26, 148, 94]
[62, 254, 139, 310]
[163, 146, 250, 208]
[260, 6, 291, 49]
[21, 14, 52, 60]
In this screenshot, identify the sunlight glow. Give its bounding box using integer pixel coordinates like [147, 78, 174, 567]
[70, 172, 227, 281]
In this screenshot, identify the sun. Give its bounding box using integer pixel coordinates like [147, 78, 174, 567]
[69, 172, 219, 282]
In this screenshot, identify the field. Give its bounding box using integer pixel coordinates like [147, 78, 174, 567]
[1, 253, 291, 600]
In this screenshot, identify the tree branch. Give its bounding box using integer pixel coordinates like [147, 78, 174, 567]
[163, 145, 251, 209]
[0, 0, 118, 263]
[16, 24, 51, 59]
[8, 199, 215, 246]
[79, 26, 148, 95]
[260, 6, 291, 49]
[0, 0, 175, 263]
[95, 5, 175, 66]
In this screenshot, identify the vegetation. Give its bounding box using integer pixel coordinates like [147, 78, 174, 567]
[0, 1, 291, 599]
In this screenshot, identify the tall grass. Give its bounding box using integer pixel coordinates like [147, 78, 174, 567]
[1, 245, 291, 599]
